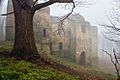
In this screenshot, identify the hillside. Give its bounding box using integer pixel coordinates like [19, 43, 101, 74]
[0, 57, 80, 80]
[0, 41, 117, 80]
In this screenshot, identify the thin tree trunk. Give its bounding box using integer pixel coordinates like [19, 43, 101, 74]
[12, 0, 38, 57]
[49, 42, 52, 54]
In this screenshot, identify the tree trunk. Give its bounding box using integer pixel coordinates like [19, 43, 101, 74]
[118, 78, 120, 80]
[12, 0, 38, 57]
[117, 76, 120, 80]
[49, 42, 52, 54]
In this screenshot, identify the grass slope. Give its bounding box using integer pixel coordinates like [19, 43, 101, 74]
[0, 41, 117, 80]
[0, 57, 80, 80]
[42, 51, 117, 80]
[0, 41, 80, 80]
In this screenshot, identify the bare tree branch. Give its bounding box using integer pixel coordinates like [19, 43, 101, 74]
[113, 48, 119, 64]
[33, 0, 39, 6]
[32, 0, 73, 12]
[102, 32, 120, 42]
[56, 2, 75, 35]
[100, 24, 120, 32]
[1, 12, 14, 16]
[102, 49, 120, 78]
[102, 49, 115, 65]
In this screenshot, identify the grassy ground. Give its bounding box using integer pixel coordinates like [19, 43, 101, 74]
[0, 41, 12, 52]
[0, 41, 117, 80]
[0, 57, 80, 80]
[0, 41, 81, 80]
[42, 52, 117, 80]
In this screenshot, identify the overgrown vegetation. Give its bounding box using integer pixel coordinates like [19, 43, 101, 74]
[49, 52, 117, 80]
[0, 41, 117, 80]
[37, 47, 117, 80]
[0, 57, 80, 80]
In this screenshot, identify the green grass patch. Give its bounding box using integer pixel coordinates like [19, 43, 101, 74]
[0, 41, 13, 52]
[0, 41, 117, 80]
[0, 57, 80, 80]
[50, 52, 117, 80]
[82, 66, 117, 80]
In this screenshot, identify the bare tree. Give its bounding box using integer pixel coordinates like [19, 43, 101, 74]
[102, 49, 120, 80]
[1, 0, 87, 58]
[101, 0, 120, 47]
[100, 1, 120, 80]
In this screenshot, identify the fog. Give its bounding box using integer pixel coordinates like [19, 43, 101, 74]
[0, 0, 120, 77]
[50, 0, 120, 74]
[0, 0, 8, 40]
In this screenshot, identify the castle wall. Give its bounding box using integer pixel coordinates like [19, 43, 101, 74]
[90, 26, 98, 64]
[33, 7, 50, 42]
[50, 14, 98, 65]
[6, 0, 14, 41]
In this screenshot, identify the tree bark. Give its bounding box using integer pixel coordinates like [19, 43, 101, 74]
[117, 76, 120, 80]
[12, 0, 38, 57]
[118, 78, 120, 80]
[11, 0, 73, 58]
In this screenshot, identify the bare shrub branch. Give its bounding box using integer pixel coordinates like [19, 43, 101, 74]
[102, 49, 120, 78]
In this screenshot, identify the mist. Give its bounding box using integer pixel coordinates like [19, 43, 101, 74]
[0, 0, 120, 80]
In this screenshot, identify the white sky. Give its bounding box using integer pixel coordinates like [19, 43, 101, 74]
[50, 0, 114, 25]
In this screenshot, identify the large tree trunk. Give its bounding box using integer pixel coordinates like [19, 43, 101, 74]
[12, 0, 38, 57]
[117, 76, 120, 80]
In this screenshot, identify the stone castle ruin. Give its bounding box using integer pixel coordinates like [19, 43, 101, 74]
[51, 15, 98, 65]
[0, 0, 98, 65]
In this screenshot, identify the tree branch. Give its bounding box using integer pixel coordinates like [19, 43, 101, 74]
[33, 0, 39, 6]
[32, 0, 73, 12]
[57, 2, 75, 35]
[102, 33, 120, 42]
[102, 49, 120, 77]
[1, 12, 14, 16]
